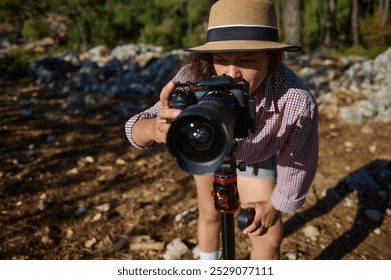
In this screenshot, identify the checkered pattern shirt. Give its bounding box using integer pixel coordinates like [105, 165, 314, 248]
[125, 64, 318, 213]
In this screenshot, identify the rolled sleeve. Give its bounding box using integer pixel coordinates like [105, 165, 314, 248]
[124, 101, 163, 150]
[271, 105, 318, 213]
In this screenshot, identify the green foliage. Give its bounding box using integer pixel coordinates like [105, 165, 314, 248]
[302, 0, 326, 48]
[22, 17, 51, 42]
[153, 0, 182, 9]
[86, 9, 116, 46]
[327, 44, 389, 59]
[361, 11, 391, 48]
[301, 0, 355, 49]
[0, 0, 389, 53]
[66, 25, 84, 51]
[335, 0, 354, 46]
[0, 48, 39, 81]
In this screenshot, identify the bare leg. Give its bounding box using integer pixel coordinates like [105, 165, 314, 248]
[237, 176, 282, 260]
[193, 174, 220, 254]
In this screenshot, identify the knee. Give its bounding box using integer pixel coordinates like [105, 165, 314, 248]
[249, 233, 282, 260]
[249, 225, 283, 253]
[251, 233, 282, 250]
[198, 207, 220, 225]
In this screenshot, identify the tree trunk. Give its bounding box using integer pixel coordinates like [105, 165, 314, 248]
[282, 0, 303, 46]
[381, 0, 390, 27]
[325, 0, 337, 48]
[379, 0, 384, 16]
[314, 0, 323, 45]
[351, 0, 360, 46]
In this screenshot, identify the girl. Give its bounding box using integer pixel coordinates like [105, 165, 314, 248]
[125, 0, 318, 260]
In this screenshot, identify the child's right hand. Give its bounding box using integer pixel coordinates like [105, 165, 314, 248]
[153, 80, 182, 143]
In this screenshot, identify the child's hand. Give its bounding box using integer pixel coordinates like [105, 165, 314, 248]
[154, 80, 182, 143]
[241, 201, 281, 236]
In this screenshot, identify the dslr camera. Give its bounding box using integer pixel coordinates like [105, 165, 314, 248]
[166, 75, 256, 174]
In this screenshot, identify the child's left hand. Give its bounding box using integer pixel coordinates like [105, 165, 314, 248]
[241, 201, 281, 236]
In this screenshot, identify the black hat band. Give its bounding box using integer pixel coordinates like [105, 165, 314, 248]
[207, 26, 279, 42]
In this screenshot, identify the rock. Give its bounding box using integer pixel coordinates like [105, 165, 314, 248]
[38, 193, 49, 211]
[66, 168, 79, 175]
[115, 158, 126, 165]
[303, 225, 320, 240]
[95, 235, 113, 250]
[97, 166, 113, 171]
[66, 228, 74, 238]
[192, 245, 201, 259]
[336, 48, 391, 123]
[95, 203, 111, 212]
[91, 213, 102, 222]
[283, 250, 300, 260]
[24, 44, 391, 124]
[20, 108, 33, 117]
[175, 207, 198, 222]
[343, 197, 354, 207]
[84, 156, 95, 163]
[75, 207, 88, 216]
[365, 209, 383, 223]
[317, 92, 338, 119]
[28, 53, 80, 84]
[162, 238, 189, 260]
[344, 141, 354, 148]
[128, 235, 165, 252]
[45, 135, 56, 143]
[84, 238, 97, 248]
[86, 45, 110, 66]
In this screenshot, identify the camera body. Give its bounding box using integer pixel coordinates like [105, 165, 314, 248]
[167, 75, 256, 174]
[171, 76, 256, 137]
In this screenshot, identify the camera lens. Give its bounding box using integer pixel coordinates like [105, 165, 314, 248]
[167, 104, 234, 174]
[167, 77, 254, 175]
[183, 121, 214, 151]
[172, 114, 222, 163]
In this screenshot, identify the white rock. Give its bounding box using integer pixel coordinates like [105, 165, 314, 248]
[162, 238, 189, 260]
[95, 203, 111, 212]
[115, 158, 126, 165]
[303, 225, 320, 240]
[85, 238, 97, 248]
[91, 213, 102, 222]
[84, 156, 94, 163]
[192, 245, 200, 259]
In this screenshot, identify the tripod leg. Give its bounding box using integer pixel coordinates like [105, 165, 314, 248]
[221, 213, 236, 260]
[213, 150, 240, 260]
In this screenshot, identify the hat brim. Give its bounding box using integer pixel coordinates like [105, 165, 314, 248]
[186, 40, 301, 53]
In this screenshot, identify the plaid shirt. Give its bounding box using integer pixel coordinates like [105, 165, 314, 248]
[125, 64, 318, 213]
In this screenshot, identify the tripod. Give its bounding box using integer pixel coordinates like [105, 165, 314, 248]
[211, 146, 246, 260]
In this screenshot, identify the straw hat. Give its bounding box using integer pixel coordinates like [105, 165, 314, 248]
[187, 0, 301, 53]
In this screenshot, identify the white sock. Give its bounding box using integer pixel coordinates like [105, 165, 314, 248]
[199, 250, 219, 260]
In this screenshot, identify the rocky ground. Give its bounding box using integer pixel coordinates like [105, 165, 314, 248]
[0, 48, 390, 260]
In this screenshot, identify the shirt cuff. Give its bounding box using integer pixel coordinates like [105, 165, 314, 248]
[270, 187, 306, 213]
[125, 115, 163, 150]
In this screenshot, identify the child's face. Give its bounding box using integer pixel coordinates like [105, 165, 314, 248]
[212, 51, 269, 95]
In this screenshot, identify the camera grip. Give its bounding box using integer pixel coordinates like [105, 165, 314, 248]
[170, 90, 197, 109]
